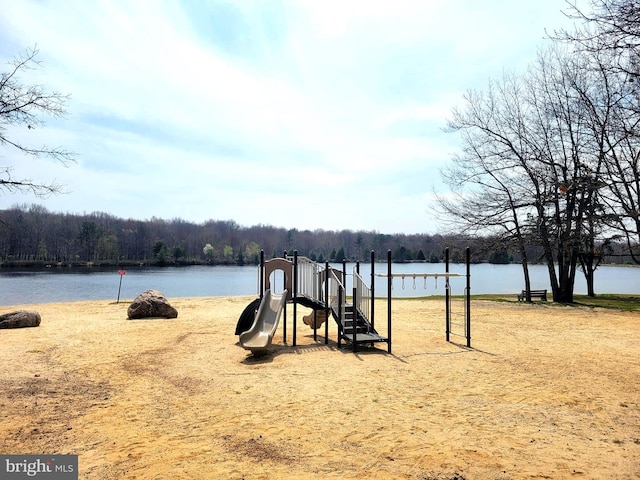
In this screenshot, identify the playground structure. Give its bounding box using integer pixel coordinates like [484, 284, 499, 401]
[236, 248, 472, 354]
[380, 247, 471, 348]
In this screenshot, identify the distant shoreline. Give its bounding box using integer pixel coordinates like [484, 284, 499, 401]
[0, 259, 238, 269]
[1, 259, 636, 270]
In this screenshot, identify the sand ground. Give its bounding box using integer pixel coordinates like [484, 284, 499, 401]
[1, 296, 639, 479]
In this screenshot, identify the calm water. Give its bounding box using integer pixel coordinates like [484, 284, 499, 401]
[1, 263, 638, 306]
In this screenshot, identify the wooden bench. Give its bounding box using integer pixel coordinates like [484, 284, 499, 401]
[518, 289, 548, 302]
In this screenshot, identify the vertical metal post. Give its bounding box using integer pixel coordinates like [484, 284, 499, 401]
[313, 310, 318, 342]
[445, 247, 450, 343]
[387, 249, 392, 353]
[338, 287, 343, 349]
[355, 258, 360, 351]
[325, 261, 330, 345]
[283, 250, 287, 344]
[259, 250, 265, 300]
[352, 283, 358, 352]
[293, 250, 298, 347]
[370, 250, 375, 331]
[466, 247, 471, 348]
[312, 258, 318, 342]
[355, 260, 360, 351]
[342, 258, 346, 291]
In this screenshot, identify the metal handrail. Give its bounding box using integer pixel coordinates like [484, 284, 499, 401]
[293, 255, 323, 302]
[353, 268, 371, 323]
[327, 267, 345, 322]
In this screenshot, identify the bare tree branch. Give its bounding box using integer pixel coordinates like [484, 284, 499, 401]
[0, 46, 76, 196]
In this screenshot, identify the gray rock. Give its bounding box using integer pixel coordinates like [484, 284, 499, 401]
[0, 310, 41, 329]
[127, 289, 178, 319]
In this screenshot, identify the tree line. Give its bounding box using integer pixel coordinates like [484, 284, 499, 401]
[0, 204, 465, 266]
[1, 204, 635, 271]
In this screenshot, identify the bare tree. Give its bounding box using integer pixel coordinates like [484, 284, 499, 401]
[438, 75, 539, 299]
[441, 45, 613, 302]
[554, 1, 640, 264]
[599, 118, 640, 263]
[0, 46, 75, 196]
[556, 0, 640, 78]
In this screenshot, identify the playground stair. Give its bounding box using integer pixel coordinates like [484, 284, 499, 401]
[335, 302, 388, 349]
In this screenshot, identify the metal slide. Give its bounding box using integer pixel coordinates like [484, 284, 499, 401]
[239, 289, 288, 353]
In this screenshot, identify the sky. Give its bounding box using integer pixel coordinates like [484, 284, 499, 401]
[0, 0, 576, 234]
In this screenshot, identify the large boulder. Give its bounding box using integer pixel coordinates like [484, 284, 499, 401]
[127, 290, 178, 320]
[0, 310, 41, 329]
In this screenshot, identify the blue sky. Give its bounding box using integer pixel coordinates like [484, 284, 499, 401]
[0, 0, 575, 234]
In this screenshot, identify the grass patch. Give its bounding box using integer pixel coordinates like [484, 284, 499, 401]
[471, 293, 640, 312]
[376, 294, 640, 311]
[572, 294, 640, 312]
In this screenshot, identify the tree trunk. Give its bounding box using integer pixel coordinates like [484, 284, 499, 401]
[586, 268, 595, 297]
[554, 245, 578, 303]
[517, 232, 533, 302]
[522, 259, 533, 302]
[538, 222, 561, 301]
[579, 252, 597, 297]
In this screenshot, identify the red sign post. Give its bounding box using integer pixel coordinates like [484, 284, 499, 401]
[117, 270, 126, 303]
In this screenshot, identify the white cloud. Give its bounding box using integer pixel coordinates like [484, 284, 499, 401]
[0, 0, 573, 233]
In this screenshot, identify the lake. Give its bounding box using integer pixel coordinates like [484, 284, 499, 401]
[1, 262, 638, 306]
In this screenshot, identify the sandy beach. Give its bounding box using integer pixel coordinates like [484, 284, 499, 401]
[1, 296, 639, 479]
